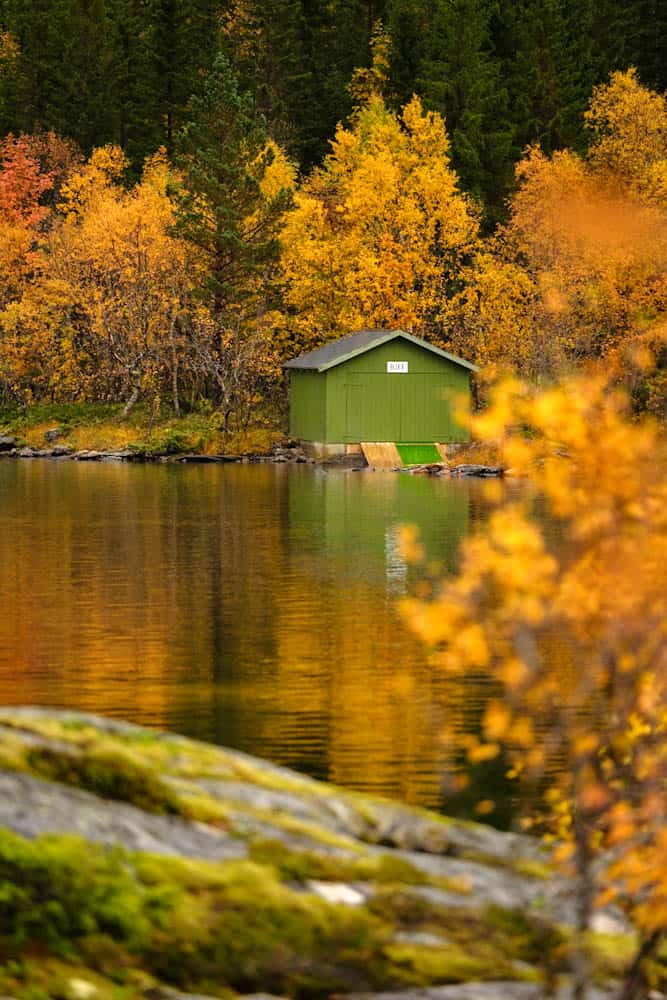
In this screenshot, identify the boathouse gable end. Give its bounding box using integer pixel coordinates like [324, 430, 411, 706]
[284, 330, 476, 450]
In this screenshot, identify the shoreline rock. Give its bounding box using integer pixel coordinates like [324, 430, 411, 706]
[1, 445, 505, 476]
[0, 707, 631, 1000]
[0, 439, 315, 466]
[398, 462, 504, 478]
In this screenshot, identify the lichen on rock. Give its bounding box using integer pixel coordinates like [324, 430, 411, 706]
[0, 708, 634, 1000]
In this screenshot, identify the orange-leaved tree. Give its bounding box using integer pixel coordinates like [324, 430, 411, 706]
[0, 134, 55, 318]
[402, 371, 667, 1000]
[1, 146, 195, 410]
[53, 147, 194, 413]
[446, 70, 667, 397]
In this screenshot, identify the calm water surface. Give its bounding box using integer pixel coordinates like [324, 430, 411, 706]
[0, 460, 512, 817]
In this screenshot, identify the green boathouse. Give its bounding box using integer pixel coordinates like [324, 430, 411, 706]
[284, 329, 477, 458]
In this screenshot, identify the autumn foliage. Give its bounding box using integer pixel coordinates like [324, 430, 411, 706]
[446, 70, 667, 412]
[0, 137, 291, 419]
[0, 68, 666, 426]
[402, 372, 667, 998]
[278, 94, 478, 354]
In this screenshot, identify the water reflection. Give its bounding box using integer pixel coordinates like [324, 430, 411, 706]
[0, 460, 499, 813]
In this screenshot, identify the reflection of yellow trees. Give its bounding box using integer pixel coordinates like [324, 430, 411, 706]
[261, 471, 473, 805]
[0, 463, 287, 722]
[272, 570, 447, 805]
[0, 463, 480, 809]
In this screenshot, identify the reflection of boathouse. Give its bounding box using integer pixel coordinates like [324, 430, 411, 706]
[287, 467, 470, 583]
[284, 329, 477, 459]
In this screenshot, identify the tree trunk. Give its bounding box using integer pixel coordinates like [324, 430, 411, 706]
[170, 321, 180, 417]
[572, 813, 593, 1000]
[617, 931, 662, 1000]
[122, 383, 141, 417]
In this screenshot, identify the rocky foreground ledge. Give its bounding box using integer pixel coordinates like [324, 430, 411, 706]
[0, 709, 630, 1000]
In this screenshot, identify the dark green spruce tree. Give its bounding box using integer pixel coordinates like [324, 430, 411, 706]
[1, 0, 664, 195]
[301, 0, 382, 163]
[224, 0, 386, 169]
[152, 0, 220, 153]
[1, 0, 115, 150]
[388, 0, 514, 217]
[174, 53, 288, 313]
[635, 0, 667, 91]
[223, 0, 311, 157]
[104, 0, 163, 168]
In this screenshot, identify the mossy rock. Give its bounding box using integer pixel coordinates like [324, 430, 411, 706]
[0, 829, 516, 999]
[0, 709, 640, 999]
[26, 746, 183, 816]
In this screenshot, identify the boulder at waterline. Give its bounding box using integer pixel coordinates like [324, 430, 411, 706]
[0, 708, 633, 1000]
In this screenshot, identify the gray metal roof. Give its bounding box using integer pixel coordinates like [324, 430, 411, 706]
[283, 329, 478, 373]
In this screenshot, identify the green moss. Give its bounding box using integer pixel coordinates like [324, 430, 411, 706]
[60, 718, 89, 732]
[384, 940, 513, 984]
[249, 839, 345, 881]
[0, 712, 643, 999]
[458, 847, 554, 882]
[175, 792, 231, 826]
[0, 830, 173, 956]
[221, 755, 330, 797]
[0, 719, 350, 842]
[250, 839, 431, 886]
[585, 930, 637, 980]
[0, 723, 358, 852]
[1, 957, 148, 1000]
[0, 716, 106, 748]
[0, 716, 485, 862]
[512, 857, 553, 880]
[3, 828, 494, 999]
[251, 811, 364, 852]
[140, 861, 391, 997]
[0, 729, 30, 773]
[367, 887, 448, 928]
[26, 746, 183, 817]
[0, 713, 583, 998]
[249, 838, 465, 892]
[367, 890, 570, 986]
[484, 904, 566, 964]
[352, 854, 430, 884]
[0, 727, 235, 830]
[0, 826, 553, 999]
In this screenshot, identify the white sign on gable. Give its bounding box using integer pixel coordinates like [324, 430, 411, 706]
[387, 361, 409, 373]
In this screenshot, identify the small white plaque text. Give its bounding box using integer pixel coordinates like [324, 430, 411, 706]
[387, 361, 408, 373]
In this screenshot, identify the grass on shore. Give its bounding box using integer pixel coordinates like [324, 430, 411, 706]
[0, 402, 284, 457]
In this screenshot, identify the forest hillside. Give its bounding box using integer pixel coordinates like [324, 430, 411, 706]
[0, 1, 666, 439]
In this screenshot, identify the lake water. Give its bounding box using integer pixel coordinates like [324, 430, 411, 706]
[0, 459, 512, 820]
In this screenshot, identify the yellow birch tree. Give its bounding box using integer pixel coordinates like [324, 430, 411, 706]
[278, 95, 478, 354]
[402, 371, 667, 999]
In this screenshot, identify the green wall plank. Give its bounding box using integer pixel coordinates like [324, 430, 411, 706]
[289, 371, 326, 440]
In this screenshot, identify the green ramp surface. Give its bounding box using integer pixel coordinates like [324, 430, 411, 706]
[396, 443, 442, 465]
